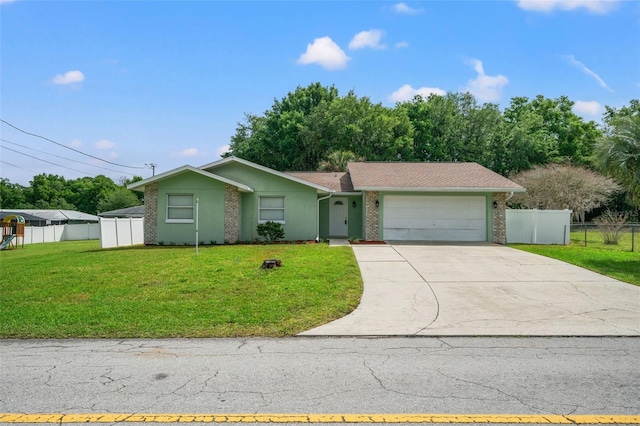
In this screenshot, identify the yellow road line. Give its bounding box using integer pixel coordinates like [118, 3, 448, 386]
[1, 413, 639, 424]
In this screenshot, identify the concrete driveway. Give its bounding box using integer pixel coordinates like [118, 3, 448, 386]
[300, 244, 640, 336]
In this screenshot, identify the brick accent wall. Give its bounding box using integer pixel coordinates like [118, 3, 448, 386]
[492, 192, 507, 244]
[224, 184, 241, 244]
[144, 183, 158, 245]
[364, 191, 380, 241]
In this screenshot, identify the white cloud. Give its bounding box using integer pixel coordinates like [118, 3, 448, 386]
[573, 100, 602, 116]
[0, 0, 16, 4]
[69, 140, 83, 148]
[395, 41, 409, 49]
[52, 70, 85, 85]
[392, 2, 423, 14]
[517, 0, 619, 14]
[170, 148, 199, 158]
[216, 145, 230, 157]
[297, 37, 350, 71]
[349, 30, 386, 50]
[465, 59, 509, 102]
[565, 54, 614, 93]
[95, 139, 115, 150]
[388, 84, 446, 103]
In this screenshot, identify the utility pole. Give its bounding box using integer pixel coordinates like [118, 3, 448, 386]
[146, 163, 157, 176]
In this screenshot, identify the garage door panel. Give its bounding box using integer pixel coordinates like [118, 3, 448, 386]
[383, 195, 487, 242]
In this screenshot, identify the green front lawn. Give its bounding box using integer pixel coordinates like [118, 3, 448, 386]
[0, 241, 363, 338]
[512, 231, 640, 286]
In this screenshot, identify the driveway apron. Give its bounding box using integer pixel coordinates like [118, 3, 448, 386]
[299, 244, 640, 336]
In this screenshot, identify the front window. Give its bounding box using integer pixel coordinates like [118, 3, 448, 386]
[167, 194, 194, 223]
[259, 196, 284, 224]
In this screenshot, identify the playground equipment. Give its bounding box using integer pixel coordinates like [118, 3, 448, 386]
[1, 215, 25, 249]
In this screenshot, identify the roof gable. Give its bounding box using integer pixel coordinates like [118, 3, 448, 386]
[200, 156, 333, 193]
[127, 165, 253, 192]
[347, 162, 525, 192]
[285, 171, 355, 193]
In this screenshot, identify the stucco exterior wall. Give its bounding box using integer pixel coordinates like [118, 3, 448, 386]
[492, 192, 507, 244]
[364, 191, 380, 241]
[143, 183, 158, 245]
[155, 172, 226, 245]
[209, 162, 320, 241]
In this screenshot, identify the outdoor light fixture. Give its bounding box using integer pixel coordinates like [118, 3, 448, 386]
[375, 200, 379, 208]
[352, 201, 357, 208]
[493, 201, 498, 209]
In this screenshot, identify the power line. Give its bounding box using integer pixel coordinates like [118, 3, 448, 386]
[1, 160, 39, 175]
[1, 145, 98, 177]
[0, 118, 148, 170]
[1, 138, 136, 177]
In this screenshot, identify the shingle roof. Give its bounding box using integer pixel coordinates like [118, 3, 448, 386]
[98, 206, 145, 218]
[347, 162, 524, 192]
[286, 172, 355, 192]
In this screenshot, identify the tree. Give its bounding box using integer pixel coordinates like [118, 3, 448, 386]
[228, 83, 339, 170]
[317, 150, 359, 172]
[602, 99, 640, 128]
[303, 91, 414, 164]
[503, 95, 601, 166]
[508, 164, 620, 222]
[67, 175, 118, 215]
[96, 188, 141, 213]
[0, 178, 28, 209]
[25, 174, 76, 210]
[594, 109, 640, 207]
[398, 93, 469, 162]
[398, 92, 506, 172]
[119, 176, 145, 203]
[227, 83, 414, 170]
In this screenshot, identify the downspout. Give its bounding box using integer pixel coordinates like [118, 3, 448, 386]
[505, 192, 514, 203]
[316, 193, 332, 242]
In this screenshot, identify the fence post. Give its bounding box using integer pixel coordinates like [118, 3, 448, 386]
[633, 225, 635, 253]
[584, 221, 587, 247]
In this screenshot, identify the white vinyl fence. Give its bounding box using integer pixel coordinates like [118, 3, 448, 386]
[506, 209, 572, 245]
[99, 217, 144, 248]
[23, 223, 100, 245]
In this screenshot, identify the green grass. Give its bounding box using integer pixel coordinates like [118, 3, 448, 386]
[512, 231, 640, 286]
[0, 241, 363, 338]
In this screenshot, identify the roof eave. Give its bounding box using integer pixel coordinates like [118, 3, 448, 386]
[127, 165, 254, 193]
[331, 191, 363, 196]
[353, 186, 526, 193]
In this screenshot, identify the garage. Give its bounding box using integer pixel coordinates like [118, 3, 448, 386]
[383, 195, 487, 241]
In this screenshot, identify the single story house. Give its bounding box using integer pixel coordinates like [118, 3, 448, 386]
[0, 209, 99, 226]
[128, 157, 525, 245]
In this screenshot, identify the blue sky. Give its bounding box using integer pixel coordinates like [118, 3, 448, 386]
[1, 0, 639, 186]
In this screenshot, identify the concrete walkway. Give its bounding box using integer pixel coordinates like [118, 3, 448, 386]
[300, 244, 640, 336]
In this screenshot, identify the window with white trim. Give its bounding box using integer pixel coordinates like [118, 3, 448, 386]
[259, 196, 285, 224]
[166, 194, 194, 223]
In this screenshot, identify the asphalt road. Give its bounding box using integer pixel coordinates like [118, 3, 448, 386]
[1, 337, 639, 425]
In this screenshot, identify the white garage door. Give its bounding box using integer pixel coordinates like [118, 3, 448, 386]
[383, 195, 487, 241]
